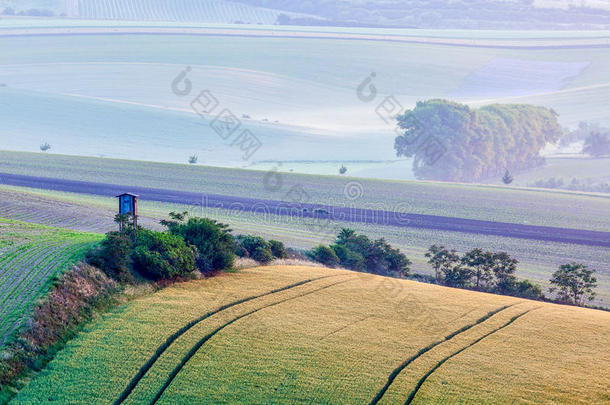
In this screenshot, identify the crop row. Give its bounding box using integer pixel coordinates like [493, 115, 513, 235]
[78, 0, 284, 24]
[0, 221, 102, 347]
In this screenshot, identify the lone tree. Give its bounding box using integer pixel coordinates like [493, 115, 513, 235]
[339, 165, 348, 175]
[188, 154, 198, 164]
[502, 169, 514, 185]
[549, 263, 597, 306]
[40, 142, 51, 152]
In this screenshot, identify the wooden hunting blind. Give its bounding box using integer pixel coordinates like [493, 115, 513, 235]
[116, 193, 138, 216]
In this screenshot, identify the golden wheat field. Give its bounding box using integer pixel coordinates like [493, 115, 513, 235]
[12, 266, 610, 404]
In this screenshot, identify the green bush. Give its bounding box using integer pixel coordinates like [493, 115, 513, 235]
[87, 232, 133, 282]
[310, 245, 340, 267]
[132, 229, 197, 280]
[512, 279, 544, 300]
[235, 235, 275, 263]
[252, 246, 274, 263]
[164, 216, 235, 273]
[331, 244, 365, 270]
[268, 240, 287, 259]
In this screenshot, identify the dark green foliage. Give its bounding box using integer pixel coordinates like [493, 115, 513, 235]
[461, 248, 494, 289]
[549, 263, 598, 306]
[268, 240, 287, 259]
[310, 245, 340, 267]
[512, 280, 544, 300]
[252, 246, 274, 264]
[339, 165, 347, 175]
[425, 245, 459, 282]
[331, 244, 365, 271]
[394, 100, 562, 182]
[314, 228, 410, 276]
[442, 266, 474, 288]
[425, 245, 543, 300]
[490, 252, 518, 294]
[132, 229, 197, 280]
[234, 235, 275, 263]
[87, 232, 134, 283]
[162, 214, 235, 273]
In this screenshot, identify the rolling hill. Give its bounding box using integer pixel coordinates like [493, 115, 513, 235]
[12, 265, 610, 404]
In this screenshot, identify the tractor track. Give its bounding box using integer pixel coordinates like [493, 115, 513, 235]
[149, 277, 354, 405]
[369, 303, 520, 405]
[114, 275, 335, 405]
[404, 308, 538, 404]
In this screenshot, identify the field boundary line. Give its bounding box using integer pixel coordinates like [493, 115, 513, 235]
[404, 307, 539, 404]
[369, 303, 521, 404]
[114, 275, 335, 404]
[149, 276, 355, 405]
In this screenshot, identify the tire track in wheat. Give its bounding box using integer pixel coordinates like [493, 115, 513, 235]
[404, 308, 539, 404]
[114, 275, 335, 405]
[149, 277, 354, 405]
[369, 303, 520, 404]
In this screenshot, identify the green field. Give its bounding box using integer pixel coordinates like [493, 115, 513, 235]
[1, 175, 608, 307]
[12, 266, 610, 404]
[0, 218, 102, 347]
[2, 151, 609, 231]
[1, 23, 609, 168]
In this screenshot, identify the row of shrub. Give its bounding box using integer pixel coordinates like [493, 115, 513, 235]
[308, 229, 411, 277]
[425, 245, 543, 299]
[89, 212, 289, 282]
[425, 245, 598, 306]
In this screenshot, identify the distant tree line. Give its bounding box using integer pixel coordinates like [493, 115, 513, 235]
[394, 99, 563, 182]
[236, 0, 610, 29]
[1, 7, 56, 16]
[561, 121, 610, 157]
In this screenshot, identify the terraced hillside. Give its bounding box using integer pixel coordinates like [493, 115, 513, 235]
[13, 266, 610, 404]
[0, 218, 102, 347]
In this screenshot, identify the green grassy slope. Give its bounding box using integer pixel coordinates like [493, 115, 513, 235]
[0, 218, 102, 347]
[12, 266, 610, 404]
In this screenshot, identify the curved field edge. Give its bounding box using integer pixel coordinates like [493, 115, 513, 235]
[0, 217, 103, 347]
[12, 266, 610, 404]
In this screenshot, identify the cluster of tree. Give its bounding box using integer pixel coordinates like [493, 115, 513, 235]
[234, 234, 287, 263]
[394, 99, 563, 182]
[425, 245, 598, 306]
[308, 228, 411, 277]
[237, 0, 610, 29]
[425, 245, 543, 299]
[89, 212, 236, 281]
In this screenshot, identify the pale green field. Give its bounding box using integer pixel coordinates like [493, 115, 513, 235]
[0, 24, 609, 167]
[12, 266, 610, 404]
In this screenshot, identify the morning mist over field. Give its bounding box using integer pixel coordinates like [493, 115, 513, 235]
[0, 1, 608, 404]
